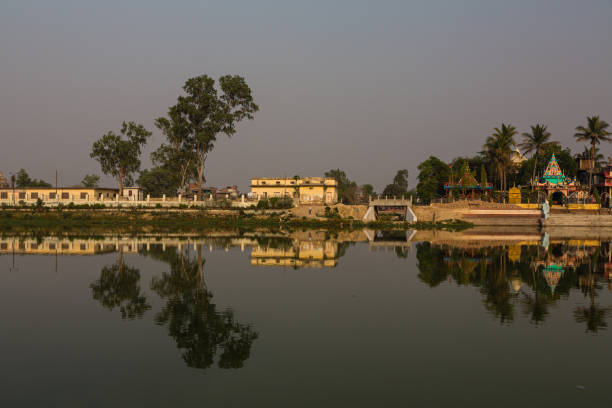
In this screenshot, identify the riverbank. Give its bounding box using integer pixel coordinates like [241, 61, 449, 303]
[0, 208, 471, 234]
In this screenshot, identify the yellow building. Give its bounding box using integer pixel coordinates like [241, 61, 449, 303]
[250, 177, 338, 204]
[250, 238, 338, 268]
[0, 187, 118, 203]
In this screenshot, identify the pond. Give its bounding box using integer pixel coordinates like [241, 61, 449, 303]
[1, 230, 611, 407]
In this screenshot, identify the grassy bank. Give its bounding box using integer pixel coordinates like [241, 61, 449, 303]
[0, 208, 472, 234]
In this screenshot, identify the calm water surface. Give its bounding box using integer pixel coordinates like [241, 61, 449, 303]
[1, 231, 612, 407]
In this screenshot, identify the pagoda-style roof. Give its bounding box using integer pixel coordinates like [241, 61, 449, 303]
[542, 154, 565, 185]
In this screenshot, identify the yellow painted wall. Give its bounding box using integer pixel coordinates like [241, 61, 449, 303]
[516, 203, 541, 209]
[0, 187, 118, 202]
[568, 203, 600, 210]
[251, 177, 338, 204]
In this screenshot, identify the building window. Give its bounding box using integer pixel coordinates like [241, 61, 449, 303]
[49, 243, 56, 250]
[0, 243, 7, 250]
[261, 181, 266, 185]
[80, 244, 87, 250]
[0, 192, 7, 199]
[30, 192, 38, 199]
[61, 192, 69, 200]
[128, 190, 133, 196]
[30, 243, 38, 250]
[276, 181, 280, 185]
[61, 243, 69, 250]
[49, 192, 57, 199]
[19, 192, 26, 199]
[80, 192, 87, 199]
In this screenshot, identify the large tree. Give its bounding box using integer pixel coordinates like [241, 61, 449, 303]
[416, 156, 450, 204]
[90, 121, 151, 196]
[382, 169, 409, 198]
[137, 167, 179, 197]
[518, 124, 552, 187]
[574, 116, 611, 188]
[482, 123, 517, 190]
[324, 169, 360, 203]
[152, 106, 197, 193]
[172, 75, 258, 200]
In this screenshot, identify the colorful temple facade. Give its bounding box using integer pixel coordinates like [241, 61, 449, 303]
[533, 154, 582, 203]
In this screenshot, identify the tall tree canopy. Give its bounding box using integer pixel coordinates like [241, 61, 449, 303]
[90, 121, 151, 195]
[574, 115, 611, 188]
[171, 75, 258, 199]
[482, 123, 517, 190]
[152, 105, 197, 193]
[382, 169, 409, 197]
[518, 124, 553, 187]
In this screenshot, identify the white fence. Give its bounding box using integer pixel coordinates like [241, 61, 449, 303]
[0, 193, 259, 209]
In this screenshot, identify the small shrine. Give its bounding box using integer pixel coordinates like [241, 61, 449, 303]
[444, 164, 493, 199]
[533, 154, 580, 204]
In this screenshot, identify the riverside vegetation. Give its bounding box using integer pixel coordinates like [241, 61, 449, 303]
[0, 206, 471, 235]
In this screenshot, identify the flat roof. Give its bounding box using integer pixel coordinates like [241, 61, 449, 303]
[0, 187, 118, 190]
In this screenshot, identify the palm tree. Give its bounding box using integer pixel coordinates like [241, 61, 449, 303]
[482, 123, 517, 191]
[574, 116, 611, 188]
[518, 124, 552, 188]
[579, 146, 606, 168]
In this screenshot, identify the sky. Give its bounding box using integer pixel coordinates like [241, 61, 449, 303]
[1, 0, 611, 192]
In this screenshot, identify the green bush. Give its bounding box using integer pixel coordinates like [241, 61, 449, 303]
[268, 197, 294, 209]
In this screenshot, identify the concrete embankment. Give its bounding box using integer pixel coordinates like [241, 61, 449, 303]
[542, 213, 612, 228]
[412, 202, 541, 226]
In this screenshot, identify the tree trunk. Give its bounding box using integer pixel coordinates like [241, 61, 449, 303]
[590, 143, 595, 190]
[118, 169, 124, 198]
[532, 154, 538, 188]
[197, 153, 205, 201]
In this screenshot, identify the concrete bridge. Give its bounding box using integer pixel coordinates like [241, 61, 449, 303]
[363, 197, 417, 222]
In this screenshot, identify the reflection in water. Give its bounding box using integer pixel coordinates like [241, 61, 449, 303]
[142, 244, 258, 369]
[415, 240, 612, 333]
[3, 231, 612, 335]
[90, 248, 151, 320]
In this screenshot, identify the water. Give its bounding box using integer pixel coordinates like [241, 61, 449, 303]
[1, 230, 612, 407]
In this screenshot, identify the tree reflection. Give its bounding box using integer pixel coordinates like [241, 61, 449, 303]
[415, 240, 612, 331]
[144, 244, 258, 369]
[573, 247, 611, 333]
[90, 248, 150, 319]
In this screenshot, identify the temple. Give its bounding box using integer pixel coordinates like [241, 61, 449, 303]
[444, 165, 493, 199]
[533, 154, 581, 204]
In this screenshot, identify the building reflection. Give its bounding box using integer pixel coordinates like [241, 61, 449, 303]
[4, 230, 612, 333]
[0, 231, 357, 269]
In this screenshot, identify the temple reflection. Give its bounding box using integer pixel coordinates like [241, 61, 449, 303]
[3, 229, 612, 333]
[414, 237, 612, 332]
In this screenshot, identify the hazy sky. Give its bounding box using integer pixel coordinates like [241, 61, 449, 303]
[1, 0, 611, 191]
